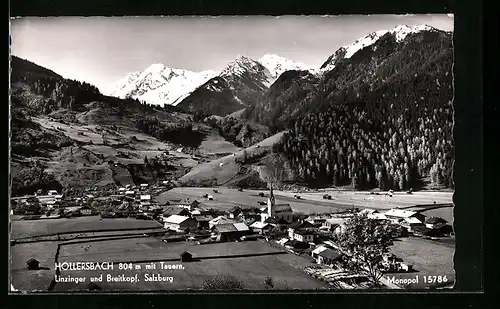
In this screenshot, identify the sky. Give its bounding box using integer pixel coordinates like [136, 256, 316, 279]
[11, 15, 453, 93]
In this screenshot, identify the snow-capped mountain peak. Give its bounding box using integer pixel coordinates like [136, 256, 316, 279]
[258, 54, 312, 79]
[108, 63, 217, 106]
[321, 24, 437, 72]
[220, 55, 264, 78]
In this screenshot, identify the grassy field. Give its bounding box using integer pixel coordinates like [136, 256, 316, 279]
[387, 237, 455, 288]
[178, 132, 286, 186]
[53, 253, 326, 291]
[58, 238, 284, 263]
[274, 190, 453, 210]
[11, 217, 163, 239]
[198, 130, 242, 155]
[157, 187, 453, 217]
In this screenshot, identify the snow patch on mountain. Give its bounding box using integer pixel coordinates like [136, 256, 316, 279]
[321, 24, 436, 72]
[258, 54, 313, 80]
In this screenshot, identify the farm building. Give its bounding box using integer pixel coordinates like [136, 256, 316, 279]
[306, 216, 328, 226]
[384, 209, 426, 224]
[311, 245, 328, 258]
[212, 223, 251, 241]
[322, 218, 347, 233]
[161, 207, 191, 219]
[209, 216, 236, 229]
[173, 199, 200, 211]
[26, 258, 40, 270]
[163, 215, 197, 232]
[401, 217, 425, 232]
[180, 251, 193, 262]
[85, 282, 102, 291]
[238, 208, 262, 221]
[250, 221, 272, 234]
[79, 205, 94, 216]
[292, 229, 314, 243]
[193, 215, 212, 230]
[316, 248, 343, 265]
[288, 221, 317, 239]
[425, 217, 448, 229]
[228, 206, 242, 219]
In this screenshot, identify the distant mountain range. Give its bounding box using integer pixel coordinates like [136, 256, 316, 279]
[106, 24, 446, 117]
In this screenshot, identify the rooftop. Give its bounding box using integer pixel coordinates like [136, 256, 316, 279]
[163, 215, 191, 224]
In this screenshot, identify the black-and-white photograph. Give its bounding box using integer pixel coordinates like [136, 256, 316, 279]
[9, 15, 454, 292]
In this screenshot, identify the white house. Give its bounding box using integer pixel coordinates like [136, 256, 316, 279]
[47, 190, 59, 196]
[384, 209, 425, 224]
[322, 217, 346, 234]
[292, 229, 314, 243]
[250, 221, 272, 234]
[424, 217, 448, 229]
[140, 195, 151, 201]
[311, 245, 328, 258]
[140, 183, 149, 189]
[163, 215, 197, 232]
[125, 190, 135, 196]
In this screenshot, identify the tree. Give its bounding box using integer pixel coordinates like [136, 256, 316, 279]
[264, 276, 274, 289]
[336, 213, 393, 287]
[202, 274, 244, 290]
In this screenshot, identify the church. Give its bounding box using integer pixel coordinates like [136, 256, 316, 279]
[260, 183, 294, 223]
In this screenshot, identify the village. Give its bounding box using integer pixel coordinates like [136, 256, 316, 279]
[10, 181, 454, 290]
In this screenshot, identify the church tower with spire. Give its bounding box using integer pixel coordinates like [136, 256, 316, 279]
[267, 182, 275, 217]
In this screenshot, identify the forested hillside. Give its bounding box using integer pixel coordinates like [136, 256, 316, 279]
[270, 30, 454, 190]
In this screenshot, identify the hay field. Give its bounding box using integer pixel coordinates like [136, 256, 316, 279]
[58, 238, 284, 263]
[53, 254, 326, 291]
[11, 217, 163, 239]
[387, 237, 455, 288]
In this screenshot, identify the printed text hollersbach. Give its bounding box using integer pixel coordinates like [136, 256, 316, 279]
[54, 262, 114, 271]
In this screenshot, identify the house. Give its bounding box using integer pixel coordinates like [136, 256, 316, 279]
[26, 258, 40, 270]
[259, 183, 294, 223]
[228, 206, 242, 219]
[140, 183, 149, 190]
[238, 209, 262, 221]
[264, 217, 289, 228]
[161, 207, 191, 219]
[311, 245, 328, 258]
[306, 216, 328, 227]
[384, 209, 426, 224]
[284, 239, 309, 250]
[193, 215, 212, 230]
[125, 190, 135, 196]
[316, 248, 343, 265]
[118, 187, 126, 193]
[85, 282, 102, 291]
[292, 229, 314, 243]
[401, 217, 425, 232]
[163, 215, 197, 232]
[250, 221, 272, 234]
[322, 218, 347, 233]
[212, 223, 250, 241]
[359, 209, 379, 216]
[140, 195, 151, 202]
[209, 216, 236, 229]
[412, 225, 444, 237]
[45, 200, 58, 209]
[174, 199, 200, 211]
[425, 217, 448, 229]
[180, 251, 193, 262]
[79, 205, 94, 216]
[288, 221, 317, 239]
[47, 190, 59, 196]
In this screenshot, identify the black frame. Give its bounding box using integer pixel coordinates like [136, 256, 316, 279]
[6, 0, 492, 308]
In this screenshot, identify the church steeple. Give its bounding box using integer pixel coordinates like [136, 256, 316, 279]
[267, 182, 275, 217]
